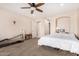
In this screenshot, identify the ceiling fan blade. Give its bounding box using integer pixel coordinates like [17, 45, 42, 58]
[28, 3, 33, 7]
[31, 10, 34, 14]
[36, 8, 43, 12]
[35, 3, 44, 7]
[21, 7, 31, 9]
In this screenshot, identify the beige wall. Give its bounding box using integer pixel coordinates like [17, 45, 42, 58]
[0, 9, 32, 40]
[77, 9, 79, 37]
[50, 10, 79, 37]
[56, 17, 71, 32]
[0, 8, 79, 39]
[32, 10, 79, 38]
[52, 11, 76, 32]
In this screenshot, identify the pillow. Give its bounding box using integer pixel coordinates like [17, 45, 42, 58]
[56, 29, 65, 33]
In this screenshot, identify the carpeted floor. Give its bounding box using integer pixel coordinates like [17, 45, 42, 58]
[0, 38, 77, 56]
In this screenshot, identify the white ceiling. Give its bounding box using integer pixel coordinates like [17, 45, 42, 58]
[0, 3, 79, 18]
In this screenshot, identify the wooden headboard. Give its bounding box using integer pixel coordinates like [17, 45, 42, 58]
[55, 16, 71, 33]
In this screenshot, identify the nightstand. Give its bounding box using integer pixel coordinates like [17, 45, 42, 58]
[25, 34, 32, 40]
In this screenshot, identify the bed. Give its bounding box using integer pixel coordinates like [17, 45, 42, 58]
[38, 16, 79, 54]
[38, 33, 79, 54]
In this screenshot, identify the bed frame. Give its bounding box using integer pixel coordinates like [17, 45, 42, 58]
[38, 16, 79, 56]
[0, 34, 25, 48]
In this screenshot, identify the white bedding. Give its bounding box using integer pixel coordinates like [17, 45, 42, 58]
[38, 33, 79, 54]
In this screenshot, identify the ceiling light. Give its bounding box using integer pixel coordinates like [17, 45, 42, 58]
[60, 3, 64, 7]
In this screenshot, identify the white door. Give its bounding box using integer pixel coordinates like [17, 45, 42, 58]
[44, 20, 50, 35]
[36, 21, 45, 38]
[32, 21, 45, 38]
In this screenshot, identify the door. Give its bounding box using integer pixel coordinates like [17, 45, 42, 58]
[36, 21, 45, 38]
[32, 20, 45, 38]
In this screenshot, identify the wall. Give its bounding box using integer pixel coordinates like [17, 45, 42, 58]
[56, 17, 71, 32]
[0, 7, 79, 39]
[50, 10, 79, 37]
[31, 9, 79, 38]
[0, 9, 32, 40]
[77, 9, 79, 37]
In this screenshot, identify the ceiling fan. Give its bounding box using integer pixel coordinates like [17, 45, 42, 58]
[21, 3, 44, 14]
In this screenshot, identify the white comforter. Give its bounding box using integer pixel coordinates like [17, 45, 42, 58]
[38, 33, 79, 54]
